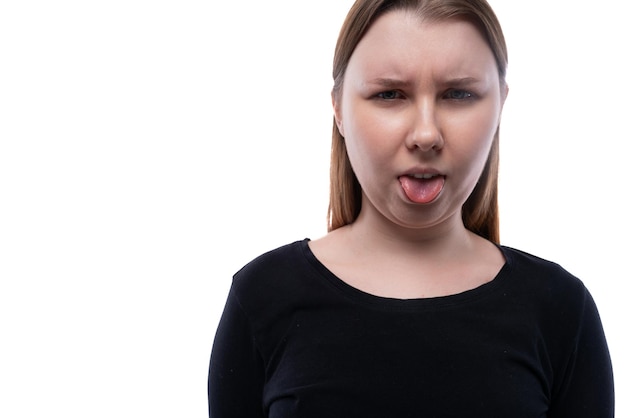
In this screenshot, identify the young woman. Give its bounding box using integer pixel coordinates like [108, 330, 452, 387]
[209, 0, 614, 416]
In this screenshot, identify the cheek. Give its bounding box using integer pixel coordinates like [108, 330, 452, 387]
[345, 100, 408, 148]
[343, 125, 399, 197]
[342, 106, 400, 170]
[448, 104, 500, 158]
[444, 108, 500, 193]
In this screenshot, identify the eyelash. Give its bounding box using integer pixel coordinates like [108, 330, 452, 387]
[443, 89, 475, 100]
[374, 89, 476, 101]
[375, 90, 403, 100]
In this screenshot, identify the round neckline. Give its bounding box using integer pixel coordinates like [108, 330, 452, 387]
[299, 238, 512, 312]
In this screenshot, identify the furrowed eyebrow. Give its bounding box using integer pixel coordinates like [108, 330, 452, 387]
[365, 76, 483, 88]
[366, 78, 412, 88]
[443, 77, 482, 86]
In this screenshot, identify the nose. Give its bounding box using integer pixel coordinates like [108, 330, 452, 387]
[405, 100, 444, 152]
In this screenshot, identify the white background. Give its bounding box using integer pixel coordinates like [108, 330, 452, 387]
[1, 0, 623, 416]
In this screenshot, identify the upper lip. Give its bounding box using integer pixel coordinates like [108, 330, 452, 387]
[400, 168, 445, 179]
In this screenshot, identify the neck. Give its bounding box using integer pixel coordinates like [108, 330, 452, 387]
[347, 203, 474, 261]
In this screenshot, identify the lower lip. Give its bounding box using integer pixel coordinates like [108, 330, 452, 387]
[398, 175, 445, 204]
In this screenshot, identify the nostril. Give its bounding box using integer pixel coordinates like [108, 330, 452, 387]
[405, 130, 444, 151]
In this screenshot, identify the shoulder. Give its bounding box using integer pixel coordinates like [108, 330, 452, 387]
[500, 245, 588, 294]
[229, 239, 317, 314]
[500, 246, 583, 289]
[226, 239, 326, 354]
[233, 239, 310, 286]
[499, 247, 612, 404]
[499, 245, 593, 322]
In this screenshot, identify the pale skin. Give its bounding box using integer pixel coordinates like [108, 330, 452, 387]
[310, 11, 509, 299]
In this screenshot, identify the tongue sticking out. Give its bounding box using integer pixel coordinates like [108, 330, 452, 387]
[399, 175, 445, 204]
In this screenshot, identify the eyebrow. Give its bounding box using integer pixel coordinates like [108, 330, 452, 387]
[366, 78, 412, 88]
[443, 77, 482, 86]
[365, 76, 483, 88]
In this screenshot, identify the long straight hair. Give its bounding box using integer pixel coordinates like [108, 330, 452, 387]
[327, 0, 508, 243]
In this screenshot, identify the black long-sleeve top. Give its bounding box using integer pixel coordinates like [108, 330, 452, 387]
[209, 239, 614, 417]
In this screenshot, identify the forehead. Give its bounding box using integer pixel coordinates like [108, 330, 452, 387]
[346, 11, 497, 81]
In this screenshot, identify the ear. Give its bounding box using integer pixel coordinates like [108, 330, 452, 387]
[500, 83, 509, 108]
[331, 90, 344, 136]
[498, 82, 509, 123]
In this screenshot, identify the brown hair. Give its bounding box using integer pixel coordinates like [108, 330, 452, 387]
[327, 0, 508, 243]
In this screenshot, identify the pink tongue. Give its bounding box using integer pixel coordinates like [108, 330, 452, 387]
[399, 175, 445, 204]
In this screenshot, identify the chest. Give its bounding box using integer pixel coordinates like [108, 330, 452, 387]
[262, 306, 550, 417]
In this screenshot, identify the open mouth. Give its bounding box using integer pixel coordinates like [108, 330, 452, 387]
[408, 173, 440, 180]
[399, 174, 445, 204]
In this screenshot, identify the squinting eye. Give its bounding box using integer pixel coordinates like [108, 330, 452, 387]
[444, 89, 473, 100]
[376, 90, 401, 100]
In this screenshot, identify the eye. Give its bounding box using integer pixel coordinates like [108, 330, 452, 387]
[376, 90, 402, 100]
[443, 89, 474, 100]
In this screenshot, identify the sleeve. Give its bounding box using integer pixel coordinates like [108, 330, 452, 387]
[208, 285, 265, 418]
[549, 289, 614, 418]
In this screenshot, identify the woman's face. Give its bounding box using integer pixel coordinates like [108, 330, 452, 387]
[334, 11, 507, 232]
